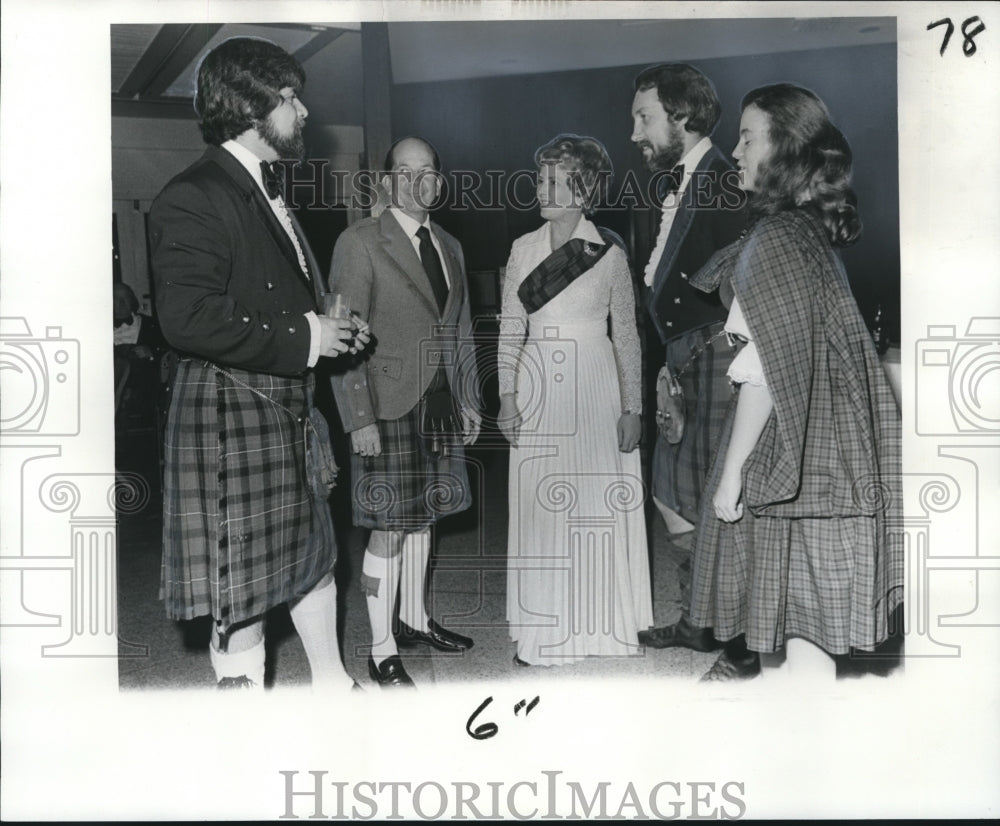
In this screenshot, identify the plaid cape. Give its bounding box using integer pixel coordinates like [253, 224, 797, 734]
[160, 360, 337, 632]
[517, 227, 624, 313]
[687, 210, 903, 653]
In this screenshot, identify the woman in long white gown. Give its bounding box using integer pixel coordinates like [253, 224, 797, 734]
[498, 134, 653, 667]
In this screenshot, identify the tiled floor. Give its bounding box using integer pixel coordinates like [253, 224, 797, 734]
[115, 408, 902, 692]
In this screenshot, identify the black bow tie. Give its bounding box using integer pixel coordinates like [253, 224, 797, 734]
[656, 164, 685, 201]
[260, 160, 284, 200]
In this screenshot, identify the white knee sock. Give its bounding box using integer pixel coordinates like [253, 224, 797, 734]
[363, 549, 401, 664]
[785, 637, 836, 681]
[289, 575, 354, 692]
[398, 530, 431, 632]
[209, 623, 265, 689]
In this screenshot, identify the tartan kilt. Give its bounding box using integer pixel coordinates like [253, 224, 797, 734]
[350, 405, 472, 531]
[160, 360, 337, 632]
[651, 322, 737, 522]
[687, 389, 904, 655]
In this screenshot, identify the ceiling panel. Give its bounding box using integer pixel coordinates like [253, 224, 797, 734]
[110, 24, 162, 93]
[387, 17, 896, 85]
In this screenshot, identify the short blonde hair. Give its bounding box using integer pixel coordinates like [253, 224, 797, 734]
[534, 134, 613, 215]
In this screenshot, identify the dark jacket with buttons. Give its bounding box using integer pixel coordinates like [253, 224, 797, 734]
[149, 145, 320, 376]
[645, 142, 746, 344]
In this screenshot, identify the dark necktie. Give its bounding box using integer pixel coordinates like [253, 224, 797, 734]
[260, 160, 284, 200]
[415, 225, 448, 313]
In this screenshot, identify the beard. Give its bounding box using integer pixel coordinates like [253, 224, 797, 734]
[643, 122, 686, 172]
[259, 116, 305, 160]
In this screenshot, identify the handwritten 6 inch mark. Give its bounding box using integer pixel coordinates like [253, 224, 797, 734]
[928, 16, 986, 56]
[466, 695, 541, 740]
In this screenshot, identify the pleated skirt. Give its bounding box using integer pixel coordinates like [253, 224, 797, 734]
[506, 322, 653, 666]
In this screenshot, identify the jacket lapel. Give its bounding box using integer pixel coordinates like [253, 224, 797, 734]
[287, 208, 323, 307]
[378, 211, 441, 317]
[434, 221, 464, 320]
[648, 143, 726, 310]
[205, 146, 314, 297]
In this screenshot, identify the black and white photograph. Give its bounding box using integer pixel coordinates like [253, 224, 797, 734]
[1, 0, 998, 820]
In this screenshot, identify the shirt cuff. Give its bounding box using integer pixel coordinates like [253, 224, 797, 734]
[305, 311, 321, 368]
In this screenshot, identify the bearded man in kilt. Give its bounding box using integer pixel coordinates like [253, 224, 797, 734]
[328, 137, 482, 688]
[149, 37, 365, 691]
[628, 64, 761, 679]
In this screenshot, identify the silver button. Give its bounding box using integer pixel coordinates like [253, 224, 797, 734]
[266, 282, 274, 290]
[242, 316, 250, 323]
[288, 326, 296, 334]
[674, 297, 681, 304]
[666, 321, 673, 328]
[681, 273, 688, 280]
[353, 383, 360, 390]
[262, 323, 270, 331]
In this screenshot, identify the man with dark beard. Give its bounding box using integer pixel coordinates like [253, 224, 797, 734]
[629, 63, 758, 680]
[149, 37, 365, 691]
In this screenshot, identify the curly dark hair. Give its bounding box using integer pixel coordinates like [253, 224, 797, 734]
[742, 83, 862, 247]
[633, 63, 722, 137]
[533, 133, 613, 215]
[194, 37, 305, 146]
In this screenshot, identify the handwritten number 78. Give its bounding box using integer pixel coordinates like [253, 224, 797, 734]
[928, 16, 986, 56]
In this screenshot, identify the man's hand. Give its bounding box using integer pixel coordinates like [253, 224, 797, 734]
[461, 406, 481, 446]
[317, 316, 356, 358]
[617, 413, 641, 453]
[351, 423, 382, 457]
[349, 313, 371, 355]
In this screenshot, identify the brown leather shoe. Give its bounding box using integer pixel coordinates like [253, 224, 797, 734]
[638, 617, 721, 652]
[368, 655, 415, 688]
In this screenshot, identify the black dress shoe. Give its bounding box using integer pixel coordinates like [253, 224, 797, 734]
[396, 619, 474, 652]
[367, 655, 415, 687]
[638, 617, 721, 652]
[512, 654, 531, 667]
[700, 650, 761, 682]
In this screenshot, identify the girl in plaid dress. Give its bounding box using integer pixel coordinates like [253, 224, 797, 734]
[686, 85, 902, 680]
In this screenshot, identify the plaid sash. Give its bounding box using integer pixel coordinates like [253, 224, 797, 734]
[517, 227, 625, 313]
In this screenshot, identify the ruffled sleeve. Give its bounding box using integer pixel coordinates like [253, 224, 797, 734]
[724, 296, 767, 387]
